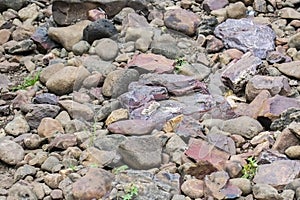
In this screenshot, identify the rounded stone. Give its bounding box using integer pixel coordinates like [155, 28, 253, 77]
[94, 38, 119, 61]
[285, 145, 300, 159]
[181, 179, 204, 198]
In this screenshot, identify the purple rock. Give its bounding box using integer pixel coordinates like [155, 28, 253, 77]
[33, 93, 59, 105]
[31, 24, 59, 53]
[214, 18, 276, 59]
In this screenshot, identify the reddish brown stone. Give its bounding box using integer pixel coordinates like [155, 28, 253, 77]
[272, 128, 300, 153]
[108, 119, 156, 135]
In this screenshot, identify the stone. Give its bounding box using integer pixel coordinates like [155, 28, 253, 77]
[44, 174, 63, 189]
[0, 139, 24, 165]
[181, 179, 204, 198]
[253, 0, 267, 13]
[253, 160, 300, 189]
[203, 0, 229, 11]
[151, 34, 183, 59]
[83, 55, 117, 76]
[281, 189, 295, 200]
[108, 119, 156, 135]
[81, 147, 117, 167]
[122, 12, 151, 31]
[245, 75, 291, 101]
[164, 8, 200, 36]
[0, 60, 20, 73]
[48, 20, 91, 51]
[279, 8, 300, 20]
[83, 19, 118, 44]
[138, 73, 208, 96]
[37, 118, 64, 138]
[221, 52, 262, 93]
[185, 138, 230, 170]
[46, 66, 90, 95]
[72, 168, 114, 199]
[0, 29, 11, 45]
[7, 183, 37, 200]
[105, 108, 129, 125]
[288, 32, 300, 50]
[94, 38, 119, 61]
[33, 93, 59, 105]
[205, 35, 224, 53]
[18, 3, 39, 22]
[118, 135, 162, 169]
[24, 134, 42, 149]
[226, 2, 247, 19]
[6, 39, 36, 54]
[50, 189, 63, 199]
[95, 99, 120, 121]
[207, 128, 236, 155]
[184, 160, 218, 179]
[23, 104, 61, 129]
[48, 134, 77, 151]
[285, 146, 300, 159]
[272, 128, 300, 153]
[87, 8, 106, 21]
[83, 72, 104, 89]
[125, 27, 153, 52]
[4, 114, 30, 136]
[222, 116, 263, 139]
[215, 18, 276, 58]
[178, 62, 211, 81]
[127, 53, 174, 74]
[41, 156, 61, 172]
[59, 100, 94, 121]
[275, 61, 300, 80]
[197, 16, 219, 36]
[102, 69, 140, 98]
[229, 178, 252, 195]
[252, 183, 281, 199]
[40, 63, 65, 84]
[14, 164, 37, 182]
[72, 40, 90, 55]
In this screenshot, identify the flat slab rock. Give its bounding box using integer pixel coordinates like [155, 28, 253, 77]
[214, 18, 276, 59]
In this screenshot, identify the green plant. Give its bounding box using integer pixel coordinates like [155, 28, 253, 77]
[12, 71, 41, 91]
[174, 57, 187, 73]
[68, 164, 78, 171]
[242, 157, 258, 179]
[112, 165, 129, 175]
[122, 184, 138, 200]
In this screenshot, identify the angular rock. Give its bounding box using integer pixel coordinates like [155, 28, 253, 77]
[164, 8, 200, 36]
[48, 20, 91, 51]
[253, 183, 281, 199]
[127, 53, 174, 74]
[125, 27, 153, 52]
[203, 0, 229, 11]
[108, 119, 156, 135]
[0, 29, 11, 45]
[14, 164, 37, 182]
[0, 60, 20, 73]
[226, 2, 247, 19]
[151, 34, 183, 59]
[59, 100, 94, 121]
[279, 7, 300, 20]
[37, 117, 64, 138]
[0, 139, 24, 165]
[253, 160, 300, 189]
[33, 93, 59, 105]
[102, 69, 139, 98]
[185, 138, 230, 170]
[83, 19, 118, 44]
[138, 73, 208, 96]
[118, 135, 162, 169]
[95, 99, 120, 121]
[4, 115, 30, 136]
[0, 0, 27, 11]
[207, 129, 236, 155]
[270, 108, 300, 131]
[245, 75, 291, 101]
[206, 35, 224, 53]
[81, 147, 117, 167]
[105, 108, 129, 125]
[221, 52, 262, 93]
[253, 0, 267, 13]
[83, 55, 117, 76]
[40, 63, 65, 84]
[272, 128, 300, 153]
[41, 156, 61, 172]
[215, 18, 276, 58]
[275, 61, 300, 80]
[72, 168, 114, 199]
[44, 174, 64, 189]
[48, 134, 77, 150]
[6, 39, 36, 54]
[178, 62, 211, 81]
[184, 160, 218, 179]
[288, 32, 300, 50]
[31, 23, 59, 52]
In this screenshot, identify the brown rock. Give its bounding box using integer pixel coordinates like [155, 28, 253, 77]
[105, 108, 129, 126]
[226, 2, 247, 19]
[181, 179, 204, 198]
[185, 160, 218, 179]
[48, 134, 77, 150]
[81, 147, 117, 167]
[164, 8, 200, 36]
[37, 118, 64, 138]
[0, 29, 10, 45]
[285, 146, 300, 159]
[58, 100, 94, 121]
[275, 61, 300, 79]
[40, 63, 65, 84]
[72, 167, 114, 199]
[206, 35, 224, 53]
[108, 119, 156, 135]
[253, 160, 300, 189]
[279, 7, 300, 20]
[272, 128, 300, 153]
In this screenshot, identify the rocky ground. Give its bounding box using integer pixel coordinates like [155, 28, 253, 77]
[0, 0, 300, 199]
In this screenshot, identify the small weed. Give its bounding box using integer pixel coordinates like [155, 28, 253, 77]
[242, 157, 258, 179]
[68, 165, 78, 171]
[174, 57, 187, 73]
[122, 184, 138, 200]
[90, 163, 99, 168]
[11, 71, 41, 91]
[112, 165, 129, 175]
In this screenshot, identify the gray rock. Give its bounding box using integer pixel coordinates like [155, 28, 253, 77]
[151, 34, 183, 59]
[118, 135, 162, 169]
[0, 0, 27, 11]
[288, 32, 300, 50]
[229, 178, 252, 195]
[207, 128, 236, 155]
[215, 18, 276, 58]
[102, 69, 139, 98]
[7, 183, 37, 200]
[14, 165, 37, 182]
[203, 0, 229, 11]
[83, 19, 118, 44]
[6, 39, 36, 54]
[40, 63, 65, 84]
[253, 183, 281, 200]
[4, 115, 30, 136]
[226, 2, 247, 19]
[94, 38, 119, 61]
[59, 100, 94, 121]
[279, 7, 300, 20]
[108, 119, 156, 135]
[222, 116, 263, 139]
[285, 145, 300, 159]
[41, 156, 62, 173]
[125, 27, 153, 52]
[33, 93, 59, 105]
[178, 63, 211, 81]
[0, 139, 24, 165]
[83, 55, 117, 75]
[253, 0, 267, 13]
[94, 134, 127, 151]
[72, 40, 90, 55]
[281, 189, 295, 200]
[95, 99, 120, 121]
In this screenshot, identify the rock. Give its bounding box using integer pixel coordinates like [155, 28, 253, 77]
[50, 189, 63, 199]
[40, 63, 65, 84]
[203, 0, 229, 11]
[0, 29, 11, 45]
[252, 183, 281, 199]
[59, 100, 94, 121]
[46, 66, 90, 95]
[48, 134, 77, 150]
[94, 38, 119, 61]
[281, 189, 295, 200]
[95, 99, 120, 121]
[178, 62, 211, 81]
[108, 119, 156, 135]
[72, 168, 114, 200]
[272, 128, 300, 153]
[102, 69, 139, 98]
[23, 104, 61, 129]
[48, 20, 91, 51]
[87, 8, 106, 21]
[14, 164, 37, 182]
[118, 135, 162, 169]
[221, 52, 262, 93]
[122, 12, 151, 31]
[44, 174, 63, 189]
[24, 134, 42, 149]
[222, 116, 263, 139]
[105, 108, 129, 125]
[18, 3, 39, 22]
[245, 75, 291, 101]
[279, 8, 300, 20]
[72, 40, 90, 55]
[289, 121, 300, 139]
[0, 0, 27, 11]
[4, 114, 30, 136]
[206, 35, 224, 53]
[81, 147, 117, 167]
[185, 138, 230, 170]
[127, 53, 174, 74]
[0, 60, 20, 73]
[31, 24, 59, 53]
[275, 61, 300, 80]
[229, 178, 252, 195]
[164, 8, 200, 36]
[83, 55, 117, 75]
[181, 179, 204, 198]
[41, 156, 62, 172]
[7, 183, 37, 200]
[184, 160, 218, 179]
[83, 72, 104, 89]
[125, 27, 153, 52]
[37, 117, 64, 138]
[226, 2, 247, 19]
[83, 19, 118, 44]
[151, 34, 183, 59]
[285, 146, 300, 159]
[6, 39, 36, 54]
[253, 160, 300, 189]
[253, 0, 267, 13]
[33, 93, 59, 105]
[138, 73, 208, 96]
[0, 139, 24, 165]
[215, 18, 276, 58]
[288, 32, 300, 50]
[207, 128, 236, 155]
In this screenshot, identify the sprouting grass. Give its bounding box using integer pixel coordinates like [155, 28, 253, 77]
[242, 156, 258, 179]
[11, 71, 41, 91]
[112, 165, 129, 175]
[174, 57, 187, 73]
[122, 184, 138, 200]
